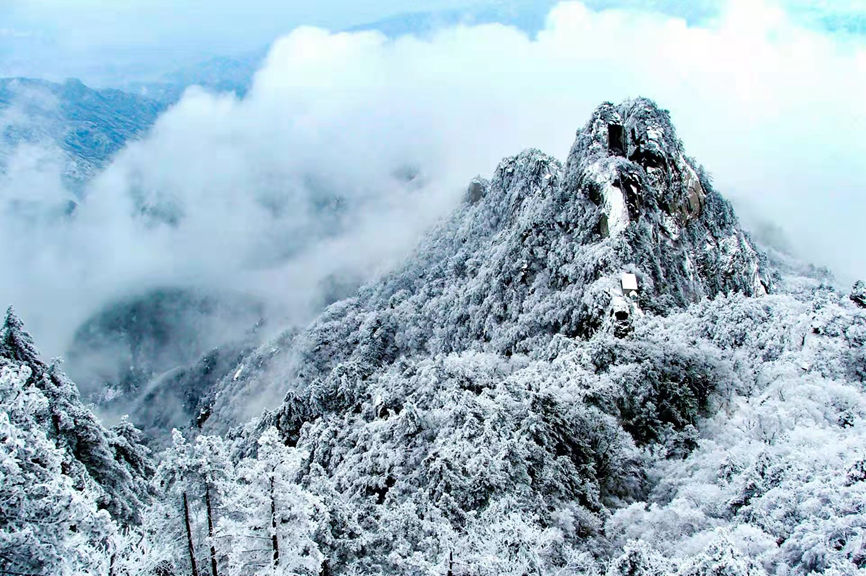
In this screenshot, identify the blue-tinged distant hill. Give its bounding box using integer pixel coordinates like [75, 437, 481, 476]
[346, 1, 556, 37]
[123, 52, 266, 104]
[0, 77, 166, 190]
[349, 0, 866, 39]
[346, 0, 718, 38]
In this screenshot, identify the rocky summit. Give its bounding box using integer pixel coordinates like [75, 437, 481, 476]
[202, 99, 772, 434]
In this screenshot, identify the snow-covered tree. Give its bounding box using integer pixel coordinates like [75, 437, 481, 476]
[145, 429, 236, 576]
[0, 360, 114, 575]
[1, 307, 154, 525]
[606, 540, 675, 576]
[678, 534, 767, 576]
[218, 427, 325, 576]
[0, 309, 156, 575]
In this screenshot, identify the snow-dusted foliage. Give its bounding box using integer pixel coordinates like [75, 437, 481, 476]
[220, 428, 325, 575]
[0, 308, 154, 525]
[607, 288, 866, 576]
[0, 361, 114, 574]
[5, 99, 866, 575]
[0, 308, 153, 575]
[133, 427, 324, 576]
[227, 277, 856, 575]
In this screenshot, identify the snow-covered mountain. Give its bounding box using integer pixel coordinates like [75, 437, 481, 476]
[0, 308, 153, 573]
[181, 98, 861, 576]
[64, 287, 265, 442]
[203, 98, 772, 433]
[0, 78, 165, 190]
[2, 98, 865, 576]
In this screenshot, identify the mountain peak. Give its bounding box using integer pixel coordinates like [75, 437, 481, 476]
[561, 99, 769, 311]
[196, 98, 773, 436]
[566, 98, 706, 237]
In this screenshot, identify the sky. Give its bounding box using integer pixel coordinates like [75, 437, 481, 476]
[1, 0, 865, 357]
[3, 0, 866, 82]
[0, 0, 470, 81]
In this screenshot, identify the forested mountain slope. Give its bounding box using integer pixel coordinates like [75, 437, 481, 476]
[3, 99, 865, 576]
[131, 98, 861, 576]
[0, 308, 153, 574]
[141, 99, 859, 575]
[205, 98, 771, 432]
[0, 78, 164, 189]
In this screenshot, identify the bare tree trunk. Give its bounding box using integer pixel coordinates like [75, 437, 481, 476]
[447, 550, 453, 576]
[270, 475, 280, 567]
[205, 483, 219, 576]
[183, 492, 199, 576]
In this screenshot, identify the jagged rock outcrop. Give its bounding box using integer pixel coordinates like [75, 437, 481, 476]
[852, 280, 866, 309]
[202, 98, 771, 434]
[564, 99, 769, 309]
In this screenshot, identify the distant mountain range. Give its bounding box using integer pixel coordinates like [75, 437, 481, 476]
[0, 78, 165, 190]
[0, 48, 265, 191]
[4, 0, 861, 195]
[120, 51, 264, 104]
[4, 96, 865, 576]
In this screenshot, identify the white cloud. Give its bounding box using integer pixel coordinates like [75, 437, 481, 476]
[1, 0, 865, 356]
[0, 29, 33, 39]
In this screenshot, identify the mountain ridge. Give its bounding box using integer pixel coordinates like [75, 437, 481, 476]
[2, 97, 866, 576]
[197, 98, 771, 436]
[0, 77, 165, 190]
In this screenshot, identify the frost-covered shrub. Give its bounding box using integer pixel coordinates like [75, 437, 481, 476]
[605, 290, 866, 576]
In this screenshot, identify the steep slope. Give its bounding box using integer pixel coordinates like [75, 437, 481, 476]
[0, 77, 164, 188]
[0, 308, 154, 525]
[204, 98, 770, 432]
[65, 287, 264, 442]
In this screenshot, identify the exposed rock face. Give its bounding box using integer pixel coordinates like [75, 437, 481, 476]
[564, 99, 768, 311]
[852, 280, 866, 309]
[199, 98, 772, 435]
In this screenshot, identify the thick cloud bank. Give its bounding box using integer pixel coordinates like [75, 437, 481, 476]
[1, 0, 865, 356]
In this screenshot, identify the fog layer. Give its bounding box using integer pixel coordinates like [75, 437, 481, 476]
[1, 0, 864, 357]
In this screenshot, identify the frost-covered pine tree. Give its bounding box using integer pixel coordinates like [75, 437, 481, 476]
[1, 307, 154, 526]
[678, 535, 767, 576]
[0, 308, 157, 575]
[192, 434, 234, 576]
[0, 360, 115, 575]
[218, 427, 325, 576]
[606, 540, 676, 576]
[146, 429, 218, 576]
[0, 307, 39, 364]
